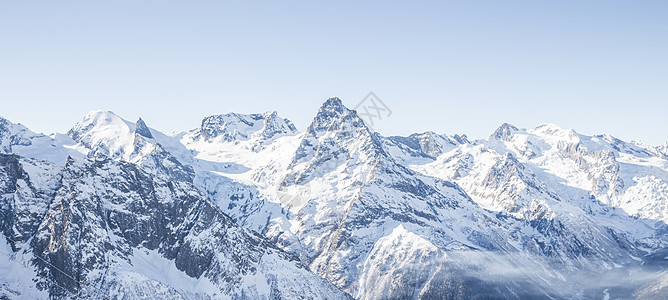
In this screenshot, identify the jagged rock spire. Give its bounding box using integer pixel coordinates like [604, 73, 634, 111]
[135, 118, 153, 139]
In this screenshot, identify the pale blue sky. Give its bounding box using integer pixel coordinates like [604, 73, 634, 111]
[1, 1, 667, 144]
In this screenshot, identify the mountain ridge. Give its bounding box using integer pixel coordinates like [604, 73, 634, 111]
[1, 98, 667, 299]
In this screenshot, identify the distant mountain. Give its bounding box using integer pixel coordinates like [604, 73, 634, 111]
[1, 98, 666, 299]
[192, 112, 298, 145]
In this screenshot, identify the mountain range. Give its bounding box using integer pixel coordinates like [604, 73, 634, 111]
[1, 98, 667, 299]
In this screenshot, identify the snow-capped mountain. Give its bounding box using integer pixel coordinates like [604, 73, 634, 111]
[387, 131, 469, 159]
[0, 116, 84, 165]
[190, 112, 298, 147]
[1, 98, 666, 299]
[0, 116, 349, 299]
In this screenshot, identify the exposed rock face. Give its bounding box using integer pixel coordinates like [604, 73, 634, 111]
[0, 118, 34, 153]
[0, 154, 348, 298]
[388, 131, 469, 159]
[197, 112, 297, 142]
[134, 118, 153, 139]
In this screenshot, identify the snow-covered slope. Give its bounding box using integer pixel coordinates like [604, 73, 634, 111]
[164, 98, 668, 298]
[387, 131, 469, 160]
[0, 116, 83, 165]
[189, 111, 298, 148]
[413, 123, 668, 225]
[0, 153, 349, 299]
[271, 99, 501, 296]
[0, 116, 349, 299]
[1, 99, 666, 299]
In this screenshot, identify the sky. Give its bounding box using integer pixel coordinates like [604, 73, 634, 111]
[1, 1, 667, 145]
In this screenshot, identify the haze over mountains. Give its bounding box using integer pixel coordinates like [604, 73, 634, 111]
[1, 98, 667, 299]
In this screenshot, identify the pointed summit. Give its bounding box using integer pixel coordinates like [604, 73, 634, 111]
[289, 97, 387, 175]
[134, 118, 153, 139]
[491, 123, 519, 141]
[321, 97, 345, 109]
[308, 97, 366, 134]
